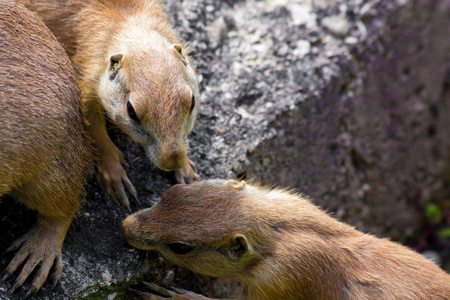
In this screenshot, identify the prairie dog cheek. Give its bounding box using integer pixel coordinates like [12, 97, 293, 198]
[98, 73, 126, 121]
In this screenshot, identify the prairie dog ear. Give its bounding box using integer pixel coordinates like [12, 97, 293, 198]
[228, 234, 249, 260]
[225, 180, 246, 190]
[109, 53, 123, 80]
[173, 44, 188, 65]
[173, 44, 183, 55]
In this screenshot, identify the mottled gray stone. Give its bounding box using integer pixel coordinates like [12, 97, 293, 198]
[321, 15, 350, 37]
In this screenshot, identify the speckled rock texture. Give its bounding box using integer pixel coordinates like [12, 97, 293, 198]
[1, 0, 449, 299]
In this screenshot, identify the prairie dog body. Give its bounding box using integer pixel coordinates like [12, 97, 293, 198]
[123, 180, 450, 300]
[19, 0, 201, 207]
[0, 0, 93, 296]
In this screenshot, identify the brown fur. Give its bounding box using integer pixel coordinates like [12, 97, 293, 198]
[123, 179, 450, 300]
[0, 0, 93, 296]
[18, 0, 200, 206]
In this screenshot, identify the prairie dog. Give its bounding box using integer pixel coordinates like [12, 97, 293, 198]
[123, 179, 450, 300]
[0, 0, 93, 297]
[18, 0, 201, 207]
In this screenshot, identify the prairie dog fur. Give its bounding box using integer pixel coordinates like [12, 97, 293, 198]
[0, 0, 93, 296]
[19, 0, 201, 207]
[123, 179, 450, 300]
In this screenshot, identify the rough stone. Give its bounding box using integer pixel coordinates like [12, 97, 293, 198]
[321, 15, 351, 37]
[1, 0, 449, 299]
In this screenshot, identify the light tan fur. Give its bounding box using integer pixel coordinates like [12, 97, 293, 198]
[18, 0, 200, 207]
[123, 179, 450, 300]
[0, 0, 93, 296]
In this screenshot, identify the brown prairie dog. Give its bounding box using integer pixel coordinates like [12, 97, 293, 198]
[0, 0, 93, 297]
[19, 0, 201, 207]
[123, 179, 450, 300]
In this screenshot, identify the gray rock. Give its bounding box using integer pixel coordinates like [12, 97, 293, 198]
[208, 16, 227, 48]
[321, 15, 351, 37]
[293, 40, 311, 58]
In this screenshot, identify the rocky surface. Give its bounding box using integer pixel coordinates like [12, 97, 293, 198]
[1, 0, 449, 299]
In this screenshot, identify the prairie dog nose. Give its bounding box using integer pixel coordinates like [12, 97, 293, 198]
[122, 215, 137, 242]
[159, 150, 186, 171]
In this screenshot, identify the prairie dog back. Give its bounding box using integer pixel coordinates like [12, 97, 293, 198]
[0, 1, 93, 296]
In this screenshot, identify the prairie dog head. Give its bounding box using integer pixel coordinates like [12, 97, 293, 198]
[122, 179, 261, 279]
[98, 30, 199, 171]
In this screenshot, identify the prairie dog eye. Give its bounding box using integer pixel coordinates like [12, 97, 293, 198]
[127, 101, 140, 123]
[168, 243, 193, 255]
[189, 95, 195, 115]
